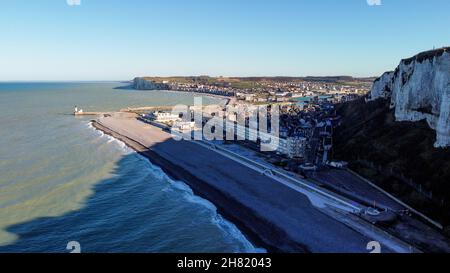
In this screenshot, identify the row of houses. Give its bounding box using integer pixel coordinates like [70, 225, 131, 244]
[145, 110, 308, 159]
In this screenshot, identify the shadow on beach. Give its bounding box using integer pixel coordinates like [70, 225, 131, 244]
[0, 154, 168, 253]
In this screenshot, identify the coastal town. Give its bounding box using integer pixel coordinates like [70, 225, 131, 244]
[134, 76, 371, 103]
[73, 73, 450, 253]
[133, 76, 372, 171]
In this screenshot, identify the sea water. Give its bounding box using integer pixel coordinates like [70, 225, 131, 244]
[0, 82, 261, 253]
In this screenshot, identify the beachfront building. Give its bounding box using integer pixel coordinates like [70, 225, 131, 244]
[150, 111, 181, 122]
[223, 120, 307, 159]
[173, 121, 196, 131]
[275, 137, 307, 159]
[286, 137, 307, 159]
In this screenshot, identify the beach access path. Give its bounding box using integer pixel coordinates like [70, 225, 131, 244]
[93, 112, 407, 253]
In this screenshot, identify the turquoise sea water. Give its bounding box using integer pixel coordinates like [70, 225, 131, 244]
[0, 82, 260, 253]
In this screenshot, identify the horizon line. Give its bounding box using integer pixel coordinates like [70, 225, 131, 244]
[0, 75, 379, 83]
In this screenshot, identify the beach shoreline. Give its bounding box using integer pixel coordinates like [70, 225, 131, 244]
[91, 119, 294, 253]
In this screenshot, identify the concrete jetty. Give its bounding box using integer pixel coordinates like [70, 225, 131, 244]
[120, 106, 176, 113]
[74, 112, 112, 116]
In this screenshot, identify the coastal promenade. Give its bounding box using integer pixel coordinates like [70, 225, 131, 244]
[92, 113, 411, 253]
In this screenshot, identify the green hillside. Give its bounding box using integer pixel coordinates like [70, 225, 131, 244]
[333, 98, 450, 231]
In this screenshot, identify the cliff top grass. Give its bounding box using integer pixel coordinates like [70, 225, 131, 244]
[402, 47, 450, 65]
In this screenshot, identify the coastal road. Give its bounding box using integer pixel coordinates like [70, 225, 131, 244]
[96, 113, 401, 253]
[309, 169, 405, 211]
[194, 140, 364, 214]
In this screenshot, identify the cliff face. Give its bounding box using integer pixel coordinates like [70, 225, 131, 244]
[369, 48, 450, 148]
[133, 77, 170, 90]
[370, 71, 395, 100]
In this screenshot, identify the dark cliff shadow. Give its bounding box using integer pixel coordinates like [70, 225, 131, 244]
[0, 154, 159, 253]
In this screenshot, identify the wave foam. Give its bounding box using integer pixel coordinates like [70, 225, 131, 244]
[86, 122, 133, 154]
[166, 179, 265, 253]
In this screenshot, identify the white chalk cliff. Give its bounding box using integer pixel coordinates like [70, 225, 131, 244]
[369, 48, 450, 148]
[133, 77, 170, 90]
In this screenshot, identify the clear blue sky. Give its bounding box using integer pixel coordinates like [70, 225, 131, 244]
[1, 0, 449, 81]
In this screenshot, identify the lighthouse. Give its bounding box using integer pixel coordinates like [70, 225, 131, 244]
[74, 106, 83, 115]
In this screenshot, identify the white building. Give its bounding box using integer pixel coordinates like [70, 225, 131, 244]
[151, 111, 181, 122]
[224, 120, 307, 158]
[173, 121, 196, 131]
[285, 137, 307, 159]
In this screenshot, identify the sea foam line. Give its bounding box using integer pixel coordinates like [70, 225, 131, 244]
[138, 154, 266, 253]
[86, 121, 132, 154]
